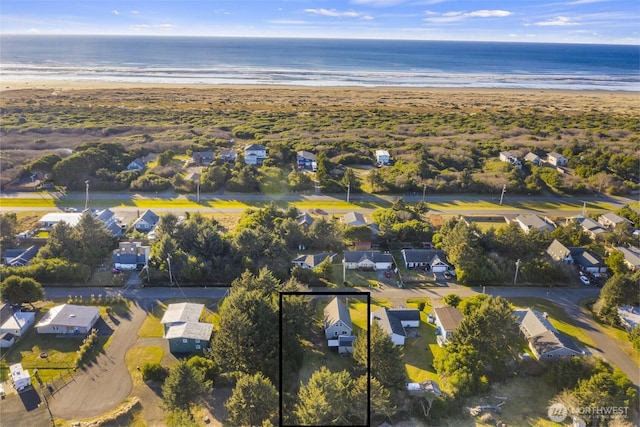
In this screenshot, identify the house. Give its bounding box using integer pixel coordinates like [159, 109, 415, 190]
[400, 249, 450, 273]
[39, 212, 83, 229]
[292, 252, 336, 269]
[513, 214, 555, 234]
[296, 151, 316, 170]
[432, 306, 463, 346]
[0, 332, 16, 348]
[112, 240, 150, 270]
[375, 150, 391, 165]
[341, 212, 367, 227]
[126, 158, 146, 171]
[524, 152, 543, 166]
[547, 152, 568, 167]
[184, 172, 201, 183]
[160, 303, 212, 353]
[499, 151, 522, 169]
[547, 240, 606, 274]
[338, 335, 356, 356]
[1, 246, 39, 267]
[371, 307, 420, 346]
[297, 212, 315, 229]
[567, 215, 606, 240]
[244, 144, 267, 165]
[0, 310, 35, 337]
[36, 304, 100, 335]
[514, 308, 583, 360]
[93, 208, 123, 237]
[323, 297, 353, 341]
[598, 212, 631, 229]
[219, 149, 237, 163]
[343, 251, 393, 270]
[616, 246, 640, 271]
[191, 151, 215, 166]
[133, 209, 160, 231]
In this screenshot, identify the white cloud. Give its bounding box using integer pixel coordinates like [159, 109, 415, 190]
[534, 16, 580, 26]
[305, 8, 373, 19]
[566, 0, 609, 4]
[131, 10, 139, 15]
[27, 28, 40, 33]
[267, 19, 308, 25]
[351, 0, 406, 5]
[112, 10, 120, 16]
[425, 9, 512, 23]
[129, 23, 176, 31]
[413, 0, 448, 4]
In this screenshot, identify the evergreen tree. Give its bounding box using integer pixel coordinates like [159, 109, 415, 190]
[225, 372, 278, 427]
[295, 367, 352, 425]
[162, 360, 211, 414]
[0, 276, 45, 307]
[353, 322, 406, 389]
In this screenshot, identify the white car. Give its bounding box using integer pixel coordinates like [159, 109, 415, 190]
[579, 275, 591, 285]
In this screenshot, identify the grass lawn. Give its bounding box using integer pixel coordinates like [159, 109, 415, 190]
[508, 297, 596, 349]
[403, 298, 442, 384]
[125, 346, 164, 386]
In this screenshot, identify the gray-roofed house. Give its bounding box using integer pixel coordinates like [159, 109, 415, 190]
[296, 150, 316, 169]
[547, 152, 568, 167]
[567, 215, 606, 240]
[616, 246, 640, 271]
[40, 212, 83, 229]
[323, 297, 353, 341]
[160, 303, 213, 353]
[513, 214, 555, 234]
[191, 151, 215, 166]
[341, 212, 367, 227]
[2, 246, 39, 267]
[514, 308, 583, 360]
[547, 240, 607, 274]
[407, 380, 442, 397]
[244, 144, 267, 165]
[292, 252, 336, 269]
[94, 208, 123, 237]
[371, 307, 420, 346]
[432, 306, 463, 346]
[297, 212, 315, 229]
[126, 158, 146, 171]
[219, 149, 237, 163]
[35, 304, 100, 335]
[0, 332, 16, 348]
[113, 240, 150, 270]
[343, 251, 393, 270]
[0, 310, 35, 338]
[546, 239, 574, 263]
[598, 212, 631, 229]
[400, 249, 450, 273]
[524, 152, 543, 166]
[133, 209, 160, 231]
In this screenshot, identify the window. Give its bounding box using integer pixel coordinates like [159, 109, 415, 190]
[334, 331, 338, 336]
[183, 339, 188, 343]
[195, 339, 200, 343]
[196, 345, 201, 350]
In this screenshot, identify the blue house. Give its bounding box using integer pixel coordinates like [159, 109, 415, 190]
[296, 150, 316, 169]
[112, 241, 150, 270]
[161, 303, 213, 354]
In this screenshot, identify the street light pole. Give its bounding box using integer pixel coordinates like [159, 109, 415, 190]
[346, 181, 350, 203]
[499, 184, 506, 206]
[196, 180, 200, 203]
[167, 255, 173, 286]
[84, 180, 90, 210]
[422, 183, 427, 202]
[514, 259, 521, 285]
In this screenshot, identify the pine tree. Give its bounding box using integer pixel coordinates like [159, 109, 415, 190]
[225, 372, 278, 426]
[353, 322, 407, 389]
[162, 360, 211, 414]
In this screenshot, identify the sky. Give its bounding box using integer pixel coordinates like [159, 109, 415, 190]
[1, 0, 639, 45]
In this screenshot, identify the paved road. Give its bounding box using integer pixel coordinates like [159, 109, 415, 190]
[43, 282, 639, 392]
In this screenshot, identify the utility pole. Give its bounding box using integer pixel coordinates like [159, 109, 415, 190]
[196, 179, 200, 203]
[514, 259, 521, 285]
[167, 255, 173, 286]
[582, 201, 586, 216]
[499, 184, 506, 206]
[84, 180, 90, 210]
[422, 183, 427, 202]
[346, 181, 350, 203]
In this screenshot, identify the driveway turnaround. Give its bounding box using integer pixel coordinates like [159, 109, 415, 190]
[48, 302, 148, 419]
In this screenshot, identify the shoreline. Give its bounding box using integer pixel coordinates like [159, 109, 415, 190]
[1, 80, 638, 98]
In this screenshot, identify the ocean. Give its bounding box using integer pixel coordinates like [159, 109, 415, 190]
[1, 35, 638, 91]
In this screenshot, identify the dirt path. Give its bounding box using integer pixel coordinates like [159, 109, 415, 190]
[48, 302, 149, 419]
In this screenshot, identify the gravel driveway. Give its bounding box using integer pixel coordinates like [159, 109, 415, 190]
[47, 301, 149, 419]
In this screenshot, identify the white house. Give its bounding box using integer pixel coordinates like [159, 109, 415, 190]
[375, 150, 390, 165]
[323, 297, 353, 341]
[0, 311, 35, 337]
[499, 151, 522, 169]
[341, 212, 367, 227]
[513, 214, 555, 234]
[547, 152, 568, 167]
[112, 240, 150, 270]
[292, 253, 336, 269]
[35, 304, 100, 335]
[432, 306, 463, 346]
[244, 144, 267, 165]
[514, 308, 583, 360]
[524, 152, 543, 166]
[133, 209, 159, 231]
[0, 332, 16, 348]
[343, 251, 393, 270]
[616, 246, 640, 271]
[39, 212, 83, 229]
[598, 212, 631, 229]
[400, 249, 451, 273]
[371, 307, 420, 346]
[567, 215, 606, 240]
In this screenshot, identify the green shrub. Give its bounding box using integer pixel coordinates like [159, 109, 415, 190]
[142, 362, 169, 382]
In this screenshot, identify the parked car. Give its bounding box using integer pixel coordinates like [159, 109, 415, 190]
[579, 275, 591, 285]
[64, 207, 78, 212]
[384, 271, 392, 278]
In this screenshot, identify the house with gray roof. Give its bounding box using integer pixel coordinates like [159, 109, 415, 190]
[161, 303, 212, 353]
[191, 151, 215, 166]
[126, 158, 146, 171]
[513, 214, 555, 234]
[567, 215, 606, 240]
[514, 308, 583, 360]
[35, 304, 100, 335]
[546, 240, 606, 274]
[598, 212, 631, 229]
[0, 310, 35, 338]
[546, 239, 573, 263]
[343, 251, 393, 270]
[547, 152, 568, 167]
[433, 306, 463, 346]
[371, 307, 420, 346]
[401, 249, 451, 273]
[244, 144, 267, 165]
[292, 252, 336, 270]
[297, 212, 315, 229]
[524, 152, 542, 166]
[296, 150, 316, 169]
[133, 209, 160, 231]
[323, 297, 353, 341]
[113, 240, 150, 270]
[616, 246, 640, 271]
[1, 246, 39, 268]
[341, 212, 367, 227]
